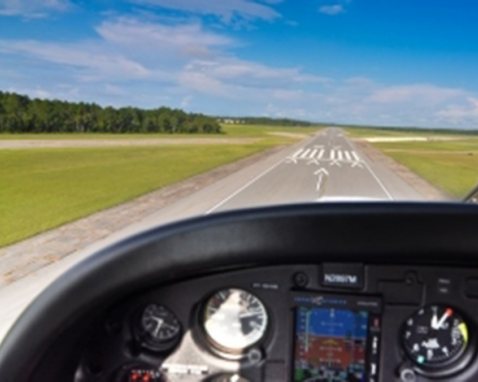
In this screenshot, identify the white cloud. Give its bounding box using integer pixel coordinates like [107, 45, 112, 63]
[367, 84, 466, 104]
[437, 98, 478, 125]
[0, 0, 70, 17]
[96, 18, 232, 58]
[180, 95, 193, 108]
[181, 58, 330, 85]
[6, 86, 52, 99]
[0, 17, 238, 84]
[0, 16, 323, 104]
[0, 39, 151, 80]
[319, 4, 345, 16]
[130, 0, 281, 23]
[175, 57, 331, 103]
[178, 70, 229, 96]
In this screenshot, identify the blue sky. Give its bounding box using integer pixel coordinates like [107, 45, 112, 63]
[1, 0, 478, 128]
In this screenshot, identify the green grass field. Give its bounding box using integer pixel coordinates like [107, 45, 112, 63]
[0, 124, 320, 247]
[346, 128, 478, 198]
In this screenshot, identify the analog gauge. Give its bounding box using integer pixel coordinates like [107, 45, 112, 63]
[402, 305, 469, 369]
[135, 304, 181, 351]
[202, 288, 268, 354]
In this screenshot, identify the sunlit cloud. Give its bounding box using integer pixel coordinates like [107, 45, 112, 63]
[437, 98, 478, 126]
[367, 84, 467, 104]
[0, 0, 71, 18]
[0, 39, 151, 80]
[318, 4, 345, 16]
[96, 17, 233, 58]
[130, 0, 281, 23]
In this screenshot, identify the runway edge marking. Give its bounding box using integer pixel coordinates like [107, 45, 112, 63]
[204, 134, 324, 214]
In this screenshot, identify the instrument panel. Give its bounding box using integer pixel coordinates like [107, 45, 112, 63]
[75, 264, 478, 382]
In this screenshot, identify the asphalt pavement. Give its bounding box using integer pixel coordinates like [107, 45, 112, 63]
[206, 127, 421, 212]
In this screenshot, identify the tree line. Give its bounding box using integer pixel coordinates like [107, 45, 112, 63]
[219, 116, 316, 127]
[0, 91, 222, 134]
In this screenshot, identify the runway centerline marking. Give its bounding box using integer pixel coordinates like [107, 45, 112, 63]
[314, 168, 329, 192]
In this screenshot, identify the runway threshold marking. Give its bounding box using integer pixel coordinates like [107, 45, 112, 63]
[300, 149, 311, 159]
[285, 147, 367, 167]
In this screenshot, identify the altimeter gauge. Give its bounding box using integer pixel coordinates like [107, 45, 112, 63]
[202, 288, 268, 354]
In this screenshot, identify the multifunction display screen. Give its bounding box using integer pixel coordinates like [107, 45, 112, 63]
[293, 294, 381, 382]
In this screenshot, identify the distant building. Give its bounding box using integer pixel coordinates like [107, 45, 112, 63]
[219, 118, 245, 124]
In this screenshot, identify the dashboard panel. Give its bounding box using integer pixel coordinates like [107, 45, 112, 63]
[75, 263, 478, 382]
[4, 203, 478, 382]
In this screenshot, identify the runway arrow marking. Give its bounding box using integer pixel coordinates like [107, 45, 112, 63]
[314, 168, 329, 192]
[314, 168, 329, 176]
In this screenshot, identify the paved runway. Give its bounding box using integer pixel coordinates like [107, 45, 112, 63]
[206, 127, 420, 213]
[0, 127, 425, 342]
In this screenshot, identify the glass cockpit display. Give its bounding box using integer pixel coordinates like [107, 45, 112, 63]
[293, 294, 381, 382]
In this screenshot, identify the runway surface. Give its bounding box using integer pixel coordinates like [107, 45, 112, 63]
[206, 127, 420, 212]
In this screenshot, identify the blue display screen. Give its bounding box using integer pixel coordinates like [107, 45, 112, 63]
[294, 306, 369, 382]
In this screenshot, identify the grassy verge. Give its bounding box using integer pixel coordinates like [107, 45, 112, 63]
[346, 127, 477, 139]
[0, 124, 320, 247]
[346, 128, 478, 198]
[0, 124, 319, 140]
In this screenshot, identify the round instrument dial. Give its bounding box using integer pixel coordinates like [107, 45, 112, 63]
[202, 288, 268, 353]
[402, 305, 469, 369]
[136, 304, 181, 351]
